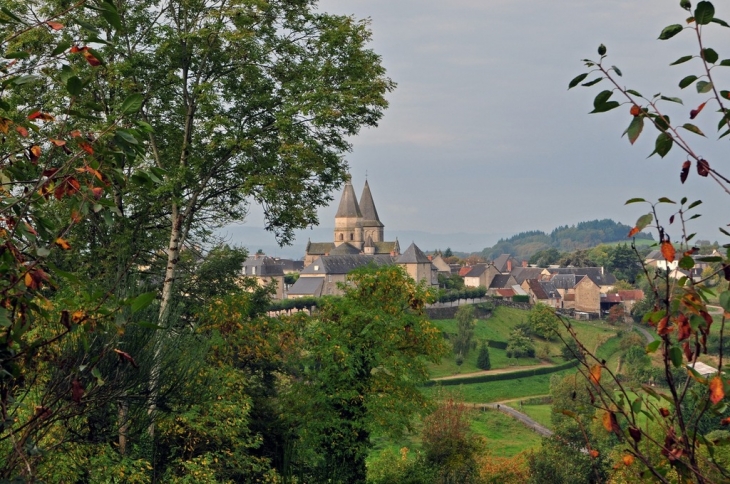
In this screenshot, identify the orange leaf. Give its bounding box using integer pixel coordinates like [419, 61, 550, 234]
[623, 454, 635, 466]
[71, 310, 85, 322]
[69, 130, 82, 138]
[0, 117, 11, 134]
[627, 226, 640, 237]
[657, 316, 671, 336]
[91, 187, 104, 200]
[70, 45, 84, 53]
[721, 417, 730, 426]
[46, 21, 63, 30]
[589, 449, 600, 459]
[78, 141, 94, 155]
[82, 50, 101, 67]
[602, 410, 621, 435]
[661, 241, 676, 263]
[113, 348, 139, 368]
[589, 364, 602, 385]
[50, 139, 66, 147]
[15, 126, 28, 137]
[28, 111, 54, 121]
[29, 145, 41, 163]
[710, 376, 724, 404]
[55, 238, 71, 250]
[681, 160, 691, 184]
[24, 272, 33, 288]
[677, 314, 691, 341]
[690, 102, 706, 119]
[65, 177, 80, 196]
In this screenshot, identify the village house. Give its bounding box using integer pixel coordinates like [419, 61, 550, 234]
[521, 279, 562, 308]
[242, 255, 285, 300]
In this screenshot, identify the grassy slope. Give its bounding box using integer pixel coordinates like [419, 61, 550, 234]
[518, 403, 553, 429]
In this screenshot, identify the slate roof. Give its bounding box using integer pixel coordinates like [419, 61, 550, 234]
[550, 273, 577, 289]
[510, 267, 547, 284]
[306, 241, 335, 255]
[492, 254, 512, 273]
[397, 243, 431, 264]
[547, 267, 617, 286]
[645, 250, 663, 261]
[525, 279, 549, 300]
[539, 281, 561, 300]
[276, 258, 304, 272]
[330, 243, 361, 255]
[288, 277, 324, 297]
[374, 240, 399, 254]
[359, 180, 383, 228]
[242, 257, 284, 277]
[489, 274, 512, 289]
[301, 254, 395, 275]
[335, 181, 362, 218]
[464, 264, 487, 278]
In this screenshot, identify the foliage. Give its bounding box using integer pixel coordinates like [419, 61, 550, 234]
[606, 304, 625, 324]
[506, 327, 535, 359]
[528, 247, 563, 267]
[566, 3, 730, 479]
[476, 342, 491, 370]
[421, 398, 484, 484]
[561, 338, 585, 362]
[527, 303, 561, 340]
[292, 266, 446, 483]
[436, 286, 487, 304]
[453, 305, 476, 359]
[438, 273, 465, 290]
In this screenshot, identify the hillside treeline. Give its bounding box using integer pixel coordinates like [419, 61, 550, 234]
[480, 219, 653, 260]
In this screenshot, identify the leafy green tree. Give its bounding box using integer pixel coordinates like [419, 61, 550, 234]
[444, 247, 453, 258]
[527, 303, 560, 340]
[528, 248, 562, 267]
[606, 244, 642, 283]
[292, 266, 446, 483]
[476, 342, 491, 370]
[506, 328, 534, 359]
[453, 305, 476, 359]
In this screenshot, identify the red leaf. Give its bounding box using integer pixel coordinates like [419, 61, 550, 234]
[113, 348, 139, 368]
[629, 427, 642, 442]
[682, 340, 694, 361]
[657, 316, 672, 336]
[697, 159, 710, 177]
[28, 111, 54, 121]
[78, 141, 94, 155]
[630, 105, 641, 117]
[710, 376, 724, 404]
[70, 45, 83, 53]
[69, 130, 82, 138]
[681, 160, 691, 183]
[677, 314, 691, 340]
[50, 139, 66, 147]
[15, 126, 28, 137]
[627, 226, 640, 237]
[82, 50, 101, 67]
[46, 21, 63, 30]
[690, 102, 706, 119]
[91, 187, 104, 200]
[660, 407, 670, 417]
[721, 417, 730, 426]
[589, 449, 600, 459]
[71, 379, 84, 403]
[661, 241, 676, 263]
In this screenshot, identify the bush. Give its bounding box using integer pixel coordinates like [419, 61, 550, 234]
[476, 342, 491, 370]
[512, 295, 529, 303]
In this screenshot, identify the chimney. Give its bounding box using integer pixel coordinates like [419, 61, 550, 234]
[522, 260, 528, 268]
[507, 259, 512, 272]
[428, 255, 433, 261]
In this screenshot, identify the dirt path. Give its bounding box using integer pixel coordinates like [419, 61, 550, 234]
[432, 362, 553, 381]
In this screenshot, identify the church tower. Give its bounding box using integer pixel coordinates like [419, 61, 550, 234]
[334, 180, 363, 248]
[359, 179, 384, 243]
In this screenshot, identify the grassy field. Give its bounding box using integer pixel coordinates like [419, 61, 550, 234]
[370, 407, 543, 462]
[518, 403, 553, 429]
[429, 306, 617, 377]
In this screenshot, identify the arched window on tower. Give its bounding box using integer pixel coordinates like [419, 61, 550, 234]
[339, 233, 343, 241]
[350, 233, 354, 241]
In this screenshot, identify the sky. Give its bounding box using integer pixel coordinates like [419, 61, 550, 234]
[226, 0, 730, 257]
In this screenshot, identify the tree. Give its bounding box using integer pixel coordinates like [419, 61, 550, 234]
[567, 2, 730, 480]
[527, 303, 560, 340]
[606, 243, 642, 283]
[444, 247, 453, 258]
[606, 304, 625, 324]
[292, 266, 446, 483]
[453, 305, 476, 359]
[476, 341, 491, 370]
[528, 248, 562, 267]
[506, 327, 534, 359]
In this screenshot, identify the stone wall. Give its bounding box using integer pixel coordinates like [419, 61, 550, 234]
[425, 298, 530, 320]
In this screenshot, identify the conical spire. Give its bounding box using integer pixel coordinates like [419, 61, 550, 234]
[359, 180, 383, 227]
[335, 180, 362, 218]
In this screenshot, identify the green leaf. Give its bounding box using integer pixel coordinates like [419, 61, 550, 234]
[681, 123, 706, 136]
[91, 367, 104, 385]
[687, 199, 702, 209]
[695, 1, 715, 25]
[581, 77, 603, 87]
[702, 48, 719, 63]
[612, 65, 622, 76]
[12, 75, 40, 85]
[598, 44, 607, 56]
[120, 93, 144, 114]
[711, 17, 729, 27]
[719, 128, 730, 139]
[680, 0, 692, 10]
[669, 346, 684, 368]
[720, 291, 730, 312]
[130, 291, 156, 313]
[658, 197, 676, 204]
[0, 7, 26, 25]
[568, 73, 588, 89]
[98, 1, 123, 30]
[590, 101, 620, 114]
[646, 340, 661, 353]
[593, 90, 613, 107]
[679, 75, 698, 89]
[660, 95, 683, 104]
[679, 256, 695, 270]
[696, 80, 713, 93]
[670, 55, 694, 65]
[51, 40, 71, 57]
[659, 24, 684, 39]
[625, 198, 646, 204]
[624, 116, 644, 145]
[66, 76, 83, 96]
[627, 89, 643, 97]
[636, 213, 653, 231]
[720, 59, 730, 66]
[0, 308, 9, 327]
[4, 51, 29, 60]
[652, 132, 673, 158]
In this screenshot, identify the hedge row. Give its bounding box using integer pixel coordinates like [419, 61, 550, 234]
[486, 340, 508, 350]
[424, 358, 580, 387]
[436, 286, 487, 304]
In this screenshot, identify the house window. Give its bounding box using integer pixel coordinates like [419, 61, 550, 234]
[350, 233, 353, 241]
[314, 265, 319, 271]
[251, 267, 256, 275]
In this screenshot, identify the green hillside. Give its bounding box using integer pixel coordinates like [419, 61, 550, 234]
[480, 219, 653, 260]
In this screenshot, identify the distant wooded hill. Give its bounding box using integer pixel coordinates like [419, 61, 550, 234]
[480, 219, 653, 260]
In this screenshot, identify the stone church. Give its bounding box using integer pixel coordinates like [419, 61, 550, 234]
[304, 179, 400, 266]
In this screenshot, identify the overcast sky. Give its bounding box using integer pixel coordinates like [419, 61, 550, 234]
[233, 0, 730, 255]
